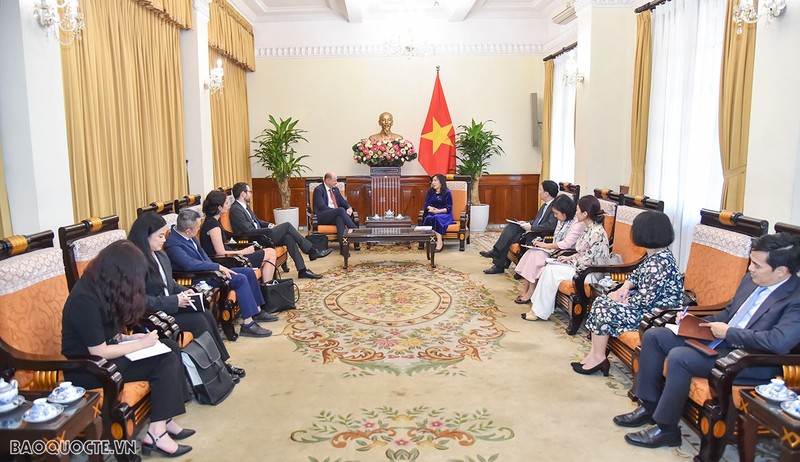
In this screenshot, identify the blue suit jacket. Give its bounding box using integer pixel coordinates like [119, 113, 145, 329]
[706, 273, 800, 354]
[164, 227, 219, 272]
[313, 184, 351, 215]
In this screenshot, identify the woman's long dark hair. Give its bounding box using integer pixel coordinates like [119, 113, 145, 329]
[129, 212, 168, 295]
[430, 174, 449, 193]
[81, 240, 148, 332]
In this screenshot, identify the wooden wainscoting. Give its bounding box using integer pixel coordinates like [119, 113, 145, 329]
[252, 175, 540, 227]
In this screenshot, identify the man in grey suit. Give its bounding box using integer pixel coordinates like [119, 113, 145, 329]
[229, 182, 332, 279]
[481, 180, 559, 274]
[613, 232, 800, 449]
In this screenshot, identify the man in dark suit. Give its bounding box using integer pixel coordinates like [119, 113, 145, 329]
[165, 209, 276, 338]
[614, 233, 800, 449]
[229, 182, 332, 279]
[481, 180, 559, 274]
[313, 172, 357, 245]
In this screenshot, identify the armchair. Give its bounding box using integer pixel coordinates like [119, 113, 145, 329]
[594, 188, 621, 249]
[0, 231, 141, 461]
[58, 215, 127, 290]
[305, 177, 360, 248]
[136, 198, 178, 228]
[417, 174, 472, 251]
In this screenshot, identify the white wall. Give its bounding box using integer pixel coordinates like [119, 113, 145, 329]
[744, 5, 800, 227]
[247, 55, 544, 178]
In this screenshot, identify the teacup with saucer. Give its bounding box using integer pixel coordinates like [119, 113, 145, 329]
[23, 398, 63, 423]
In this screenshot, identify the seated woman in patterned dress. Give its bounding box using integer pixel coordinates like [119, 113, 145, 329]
[523, 195, 610, 322]
[573, 210, 683, 376]
[421, 174, 455, 252]
[514, 195, 583, 304]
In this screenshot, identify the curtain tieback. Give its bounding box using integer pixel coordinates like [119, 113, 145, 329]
[723, 166, 746, 180]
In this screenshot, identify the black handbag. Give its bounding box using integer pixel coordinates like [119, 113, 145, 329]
[261, 278, 300, 312]
[307, 233, 329, 251]
[180, 332, 235, 405]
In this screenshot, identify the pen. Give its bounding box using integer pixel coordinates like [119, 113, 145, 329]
[677, 305, 690, 324]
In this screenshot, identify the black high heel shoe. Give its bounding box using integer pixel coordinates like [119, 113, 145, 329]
[572, 359, 610, 376]
[166, 418, 196, 440]
[141, 430, 192, 457]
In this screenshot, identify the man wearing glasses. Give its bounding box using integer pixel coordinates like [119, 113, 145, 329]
[230, 182, 331, 279]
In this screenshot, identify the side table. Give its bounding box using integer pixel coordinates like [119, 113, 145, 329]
[738, 388, 800, 462]
[0, 390, 105, 462]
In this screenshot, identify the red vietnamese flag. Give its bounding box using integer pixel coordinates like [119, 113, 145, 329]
[419, 70, 456, 175]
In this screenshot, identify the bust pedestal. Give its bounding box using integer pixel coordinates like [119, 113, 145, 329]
[369, 166, 401, 217]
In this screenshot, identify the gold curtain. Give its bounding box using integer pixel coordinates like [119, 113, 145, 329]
[0, 139, 12, 237]
[719, 0, 756, 211]
[133, 0, 193, 29]
[210, 50, 252, 188]
[61, 0, 189, 230]
[629, 11, 653, 196]
[209, 0, 255, 71]
[540, 60, 554, 181]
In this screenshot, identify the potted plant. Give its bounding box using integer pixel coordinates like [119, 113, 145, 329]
[455, 119, 504, 232]
[251, 115, 310, 228]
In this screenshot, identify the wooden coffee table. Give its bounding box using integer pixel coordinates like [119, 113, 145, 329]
[341, 227, 436, 268]
[0, 390, 105, 461]
[738, 388, 800, 462]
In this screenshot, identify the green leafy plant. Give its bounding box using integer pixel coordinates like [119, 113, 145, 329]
[251, 115, 310, 209]
[455, 119, 504, 205]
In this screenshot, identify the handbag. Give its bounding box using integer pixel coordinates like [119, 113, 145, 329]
[306, 233, 329, 252]
[261, 278, 300, 313]
[180, 332, 235, 405]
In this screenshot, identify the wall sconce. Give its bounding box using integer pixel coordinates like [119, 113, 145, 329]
[205, 59, 224, 94]
[733, 0, 786, 34]
[33, 0, 84, 46]
[562, 58, 584, 86]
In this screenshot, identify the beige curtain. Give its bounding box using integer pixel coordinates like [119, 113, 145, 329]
[629, 11, 652, 196]
[0, 139, 12, 237]
[61, 0, 190, 230]
[133, 0, 193, 29]
[719, 0, 756, 211]
[540, 60, 554, 181]
[209, 0, 255, 71]
[210, 50, 252, 187]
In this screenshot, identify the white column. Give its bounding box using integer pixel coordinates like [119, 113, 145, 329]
[181, 0, 216, 196]
[0, 0, 75, 238]
[572, 0, 638, 192]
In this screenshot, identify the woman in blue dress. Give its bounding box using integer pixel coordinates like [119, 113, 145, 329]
[422, 174, 455, 252]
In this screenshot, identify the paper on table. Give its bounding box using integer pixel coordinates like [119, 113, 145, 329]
[414, 226, 432, 231]
[122, 340, 171, 361]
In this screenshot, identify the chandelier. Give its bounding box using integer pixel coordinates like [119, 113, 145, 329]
[33, 0, 84, 46]
[384, 35, 435, 59]
[205, 59, 225, 95]
[733, 0, 786, 34]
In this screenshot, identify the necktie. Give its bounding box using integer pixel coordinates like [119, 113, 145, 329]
[247, 206, 260, 229]
[329, 188, 338, 208]
[708, 286, 768, 349]
[533, 203, 547, 225]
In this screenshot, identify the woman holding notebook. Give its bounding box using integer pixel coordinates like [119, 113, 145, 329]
[421, 174, 455, 252]
[61, 240, 194, 457]
[513, 195, 582, 303]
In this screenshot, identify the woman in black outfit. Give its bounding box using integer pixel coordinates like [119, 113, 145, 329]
[61, 240, 193, 457]
[128, 212, 246, 381]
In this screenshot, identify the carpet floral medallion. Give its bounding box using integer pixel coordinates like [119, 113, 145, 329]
[283, 262, 509, 377]
[292, 406, 514, 462]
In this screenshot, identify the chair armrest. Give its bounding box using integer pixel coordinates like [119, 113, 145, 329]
[709, 350, 800, 409]
[572, 258, 646, 301]
[352, 211, 360, 227]
[418, 211, 424, 225]
[458, 211, 467, 229]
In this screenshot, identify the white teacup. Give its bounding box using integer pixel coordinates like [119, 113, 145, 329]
[52, 381, 79, 401]
[27, 398, 57, 421]
[0, 379, 18, 405]
[768, 378, 790, 398]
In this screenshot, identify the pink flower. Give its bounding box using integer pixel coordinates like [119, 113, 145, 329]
[429, 420, 445, 429]
[393, 438, 411, 447]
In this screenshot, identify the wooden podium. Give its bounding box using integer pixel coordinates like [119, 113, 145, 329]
[370, 166, 401, 216]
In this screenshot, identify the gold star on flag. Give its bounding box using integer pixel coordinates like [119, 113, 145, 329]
[421, 118, 453, 154]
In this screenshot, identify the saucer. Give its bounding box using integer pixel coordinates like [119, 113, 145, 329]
[22, 403, 64, 423]
[47, 386, 86, 405]
[755, 384, 798, 403]
[781, 399, 800, 419]
[0, 395, 25, 414]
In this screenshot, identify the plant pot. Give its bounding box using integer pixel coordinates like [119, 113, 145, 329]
[273, 207, 299, 230]
[470, 204, 490, 232]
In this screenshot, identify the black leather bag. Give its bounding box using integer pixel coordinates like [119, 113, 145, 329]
[261, 278, 300, 312]
[307, 233, 329, 251]
[180, 332, 235, 405]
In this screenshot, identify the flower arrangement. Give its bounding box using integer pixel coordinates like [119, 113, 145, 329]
[352, 137, 417, 166]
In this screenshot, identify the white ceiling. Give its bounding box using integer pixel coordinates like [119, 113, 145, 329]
[229, 0, 561, 24]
